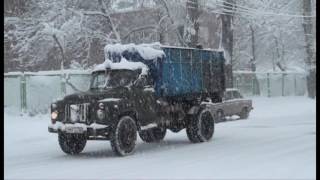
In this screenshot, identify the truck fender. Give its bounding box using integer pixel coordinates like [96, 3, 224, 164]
[117, 110, 139, 125]
[187, 106, 200, 115]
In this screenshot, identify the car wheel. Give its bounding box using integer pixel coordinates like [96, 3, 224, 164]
[58, 132, 87, 155]
[186, 109, 215, 143]
[110, 116, 137, 156]
[240, 107, 249, 119]
[139, 127, 166, 143]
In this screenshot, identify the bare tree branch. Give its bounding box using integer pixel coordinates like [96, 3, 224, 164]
[122, 25, 157, 40]
[156, 0, 188, 46]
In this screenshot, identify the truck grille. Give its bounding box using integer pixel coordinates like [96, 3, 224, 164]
[65, 103, 90, 123]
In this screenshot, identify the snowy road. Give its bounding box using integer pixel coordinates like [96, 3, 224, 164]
[5, 97, 316, 179]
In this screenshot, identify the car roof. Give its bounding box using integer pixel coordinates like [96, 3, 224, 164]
[225, 88, 240, 92]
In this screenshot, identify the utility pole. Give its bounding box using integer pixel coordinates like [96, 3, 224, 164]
[221, 0, 235, 88]
[302, 0, 316, 98]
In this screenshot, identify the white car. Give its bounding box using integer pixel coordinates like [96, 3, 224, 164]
[212, 88, 253, 122]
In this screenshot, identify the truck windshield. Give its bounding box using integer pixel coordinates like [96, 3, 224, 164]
[90, 70, 138, 89]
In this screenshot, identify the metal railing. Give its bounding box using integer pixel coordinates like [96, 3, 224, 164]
[233, 71, 307, 97]
[4, 70, 91, 114]
[4, 70, 307, 114]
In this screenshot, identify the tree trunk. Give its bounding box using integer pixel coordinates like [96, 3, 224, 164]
[156, 0, 187, 46]
[52, 34, 65, 70]
[186, 0, 200, 47]
[97, 0, 121, 43]
[221, 0, 235, 88]
[302, 0, 316, 98]
[249, 25, 260, 95]
[250, 25, 255, 65]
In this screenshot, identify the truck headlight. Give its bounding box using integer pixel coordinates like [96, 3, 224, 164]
[98, 103, 105, 109]
[51, 111, 58, 119]
[97, 109, 105, 120]
[51, 111, 58, 124]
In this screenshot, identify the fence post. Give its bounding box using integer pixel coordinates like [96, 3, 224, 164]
[251, 74, 254, 96]
[294, 74, 297, 96]
[60, 73, 66, 96]
[282, 73, 285, 96]
[267, 73, 270, 97]
[234, 74, 237, 89]
[236, 76, 239, 90]
[20, 73, 27, 113]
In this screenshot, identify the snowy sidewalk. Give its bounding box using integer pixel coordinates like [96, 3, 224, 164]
[4, 97, 316, 179]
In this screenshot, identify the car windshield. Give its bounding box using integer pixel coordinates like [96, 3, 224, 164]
[233, 91, 243, 99]
[90, 69, 138, 89]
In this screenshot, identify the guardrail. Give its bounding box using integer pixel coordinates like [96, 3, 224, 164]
[233, 71, 307, 97]
[4, 70, 91, 114]
[4, 70, 307, 114]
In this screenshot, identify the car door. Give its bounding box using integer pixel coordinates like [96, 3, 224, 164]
[230, 91, 242, 115]
[233, 90, 246, 115]
[223, 91, 233, 116]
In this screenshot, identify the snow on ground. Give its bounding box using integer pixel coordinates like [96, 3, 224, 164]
[4, 97, 316, 179]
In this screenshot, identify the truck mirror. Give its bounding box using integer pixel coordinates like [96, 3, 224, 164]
[134, 76, 146, 88]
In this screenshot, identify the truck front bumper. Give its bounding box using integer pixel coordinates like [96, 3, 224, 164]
[48, 121, 112, 138]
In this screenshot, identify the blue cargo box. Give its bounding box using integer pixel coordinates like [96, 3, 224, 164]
[159, 46, 225, 97]
[107, 45, 225, 98]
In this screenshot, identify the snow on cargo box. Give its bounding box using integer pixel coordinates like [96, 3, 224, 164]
[103, 43, 226, 98]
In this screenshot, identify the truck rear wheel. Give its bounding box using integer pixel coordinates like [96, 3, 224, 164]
[110, 116, 137, 156]
[139, 127, 166, 143]
[186, 109, 215, 143]
[58, 132, 87, 155]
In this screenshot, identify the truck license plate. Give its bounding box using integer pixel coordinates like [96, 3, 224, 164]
[65, 127, 84, 134]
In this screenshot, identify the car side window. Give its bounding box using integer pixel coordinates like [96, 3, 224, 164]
[224, 91, 232, 100]
[233, 91, 243, 99]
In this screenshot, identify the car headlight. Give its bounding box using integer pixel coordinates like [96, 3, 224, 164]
[51, 111, 58, 124]
[97, 109, 105, 120]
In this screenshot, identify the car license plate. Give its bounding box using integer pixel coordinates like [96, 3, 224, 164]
[65, 126, 84, 134]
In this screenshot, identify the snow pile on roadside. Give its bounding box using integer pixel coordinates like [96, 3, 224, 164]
[104, 42, 164, 60]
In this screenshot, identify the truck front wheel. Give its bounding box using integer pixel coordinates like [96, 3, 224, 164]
[186, 109, 215, 143]
[58, 132, 87, 155]
[139, 127, 166, 143]
[110, 116, 137, 156]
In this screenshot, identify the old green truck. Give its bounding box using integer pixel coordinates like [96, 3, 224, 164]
[48, 43, 226, 156]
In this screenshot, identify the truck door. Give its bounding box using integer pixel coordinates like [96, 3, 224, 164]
[141, 85, 158, 123]
[133, 76, 158, 126]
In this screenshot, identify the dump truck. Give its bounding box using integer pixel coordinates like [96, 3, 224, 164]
[48, 43, 226, 156]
